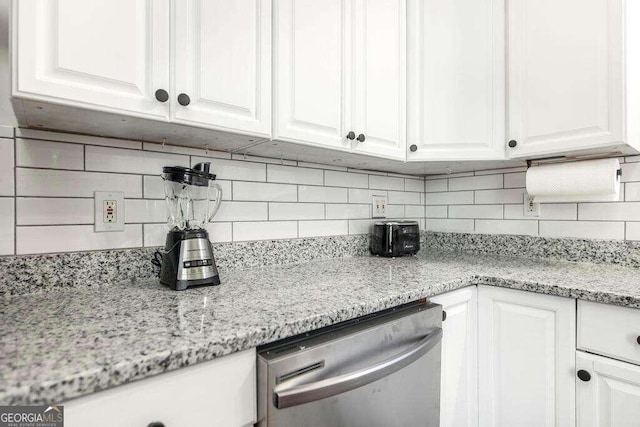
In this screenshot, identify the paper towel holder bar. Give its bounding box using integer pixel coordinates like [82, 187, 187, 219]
[525, 151, 623, 169]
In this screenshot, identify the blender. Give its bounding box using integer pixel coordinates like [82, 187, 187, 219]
[155, 162, 223, 290]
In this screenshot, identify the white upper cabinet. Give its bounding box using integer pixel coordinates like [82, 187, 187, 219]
[478, 286, 576, 427]
[273, 0, 406, 160]
[507, 0, 640, 159]
[406, 0, 505, 161]
[273, 0, 349, 151]
[351, 0, 406, 160]
[173, 0, 272, 137]
[13, 0, 171, 119]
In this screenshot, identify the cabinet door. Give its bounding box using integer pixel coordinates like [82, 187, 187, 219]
[273, 0, 351, 151]
[13, 0, 170, 119]
[173, 0, 271, 137]
[431, 287, 478, 427]
[406, 0, 505, 161]
[507, 0, 624, 159]
[478, 286, 576, 427]
[577, 351, 640, 427]
[65, 349, 256, 427]
[351, 0, 406, 160]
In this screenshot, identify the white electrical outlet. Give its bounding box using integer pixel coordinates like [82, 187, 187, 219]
[372, 195, 387, 218]
[524, 193, 540, 218]
[95, 191, 125, 232]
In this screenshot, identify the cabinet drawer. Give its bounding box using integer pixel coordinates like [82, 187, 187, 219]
[578, 300, 640, 365]
[64, 349, 256, 427]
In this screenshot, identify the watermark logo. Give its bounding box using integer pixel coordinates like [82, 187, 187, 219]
[0, 405, 64, 427]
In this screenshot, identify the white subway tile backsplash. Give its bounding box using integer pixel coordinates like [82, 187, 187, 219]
[405, 179, 424, 192]
[621, 162, 640, 182]
[504, 203, 577, 221]
[405, 205, 425, 218]
[425, 179, 447, 193]
[192, 156, 266, 182]
[348, 188, 387, 204]
[539, 221, 625, 240]
[267, 164, 323, 185]
[299, 186, 347, 203]
[425, 218, 474, 233]
[0, 198, 14, 255]
[449, 205, 503, 219]
[348, 219, 376, 235]
[233, 221, 297, 241]
[425, 206, 447, 218]
[386, 205, 405, 218]
[425, 191, 474, 206]
[578, 202, 640, 221]
[269, 203, 324, 220]
[475, 189, 525, 204]
[475, 220, 538, 236]
[369, 175, 404, 191]
[388, 191, 421, 205]
[16, 139, 84, 170]
[86, 146, 189, 175]
[325, 204, 370, 219]
[214, 201, 268, 222]
[625, 222, 640, 240]
[0, 138, 14, 196]
[625, 183, 640, 201]
[448, 174, 502, 191]
[299, 220, 348, 237]
[17, 168, 142, 198]
[233, 182, 297, 202]
[16, 224, 143, 254]
[504, 172, 526, 189]
[17, 198, 94, 225]
[125, 199, 166, 224]
[325, 171, 368, 188]
[297, 161, 347, 171]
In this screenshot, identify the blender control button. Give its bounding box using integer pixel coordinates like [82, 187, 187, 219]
[183, 261, 192, 268]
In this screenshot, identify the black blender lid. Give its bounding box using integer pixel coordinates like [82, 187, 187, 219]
[162, 162, 216, 187]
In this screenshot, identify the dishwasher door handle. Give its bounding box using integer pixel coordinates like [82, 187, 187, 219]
[274, 327, 443, 409]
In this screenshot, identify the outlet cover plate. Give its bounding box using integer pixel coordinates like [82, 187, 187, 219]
[372, 195, 387, 218]
[524, 193, 540, 218]
[95, 191, 125, 232]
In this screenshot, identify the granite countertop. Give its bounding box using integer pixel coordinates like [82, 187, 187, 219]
[2, 250, 640, 405]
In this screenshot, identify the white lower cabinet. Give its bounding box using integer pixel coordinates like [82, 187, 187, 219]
[431, 286, 478, 427]
[477, 286, 576, 427]
[64, 349, 256, 427]
[576, 351, 640, 427]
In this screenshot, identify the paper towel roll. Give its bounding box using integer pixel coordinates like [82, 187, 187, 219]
[526, 158, 621, 203]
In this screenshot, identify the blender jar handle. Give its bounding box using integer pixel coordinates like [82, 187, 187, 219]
[208, 183, 223, 223]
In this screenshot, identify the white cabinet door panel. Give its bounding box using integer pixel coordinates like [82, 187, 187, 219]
[478, 286, 575, 427]
[507, 0, 624, 158]
[174, 0, 271, 136]
[65, 349, 256, 427]
[352, 0, 405, 160]
[431, 287, 478, 427]
[13, 0, 170, 119]
[577, 351, 640, 427]
[407, 0, 505, 161]
[274, 0, 350, 150]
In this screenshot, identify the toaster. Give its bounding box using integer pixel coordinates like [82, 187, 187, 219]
[370, 220, 420, 257]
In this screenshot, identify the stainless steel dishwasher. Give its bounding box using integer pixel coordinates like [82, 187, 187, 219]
[257, 300, 442, 427]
